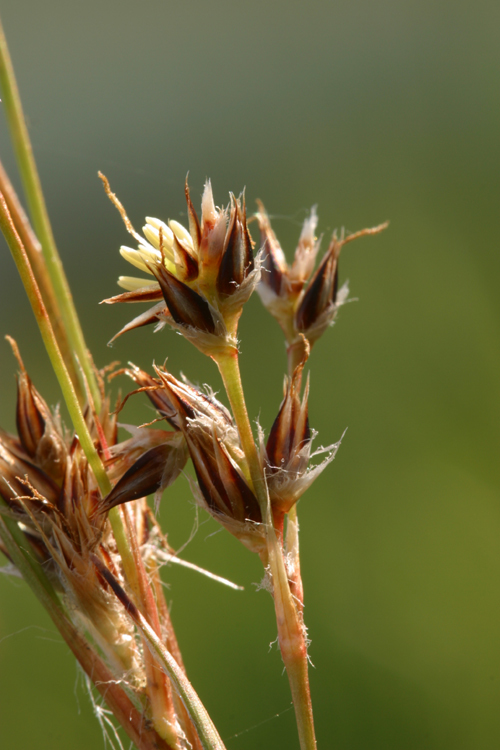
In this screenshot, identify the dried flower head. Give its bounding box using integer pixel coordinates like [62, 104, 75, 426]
[256, 201, 388, 360]
[262, 355, 343, 517]
[123, 363, 266, 554]
[0, 342, 186, 703]
[101, 175, 262, 357]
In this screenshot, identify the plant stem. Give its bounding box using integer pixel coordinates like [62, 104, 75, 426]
[213, 350, 265, 499]
[285, 505, 304, 611]
[285, 340, 307, 610]
[0, 501, 173, 750]
[0, 15, 100, 409]
[214, 349, 317, 750]
[122, 503, 180, 748]
[0, 159, 85, 402]
[0, 191, 135, 591]
[287, 337, 308, 377]
[93, 554, 228, 750]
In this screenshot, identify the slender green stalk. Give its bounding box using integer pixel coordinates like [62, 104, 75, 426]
[214, 349, 317, 750]
[0, 192, 135, 584]
[136, 617, 226, 750]
[0, 15, 100, 409]
[0, 193, 108, 491]
[0, 158, 85, 402]
[213, 350, 265, 499]
[285, 341, 306, 611]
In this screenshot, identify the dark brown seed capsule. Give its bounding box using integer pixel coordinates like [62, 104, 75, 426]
[152, 263, 216, 333]
[295, 249, 337, 333]
[15, 374, 46, 459]
[189, 429, 261, 524]
[267, 368, 310, 474]
[0, 436, 60, 508]
[216, 197, 254, 297]
[100, 442, 186, 513]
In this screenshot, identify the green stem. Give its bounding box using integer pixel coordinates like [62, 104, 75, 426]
[285, 505, 304, 612]
[0, 23, 136, 660]
[213, 350, 264, 499]
[137, 614, 226, 750]
[0, 15, 100, 409]
[0, 159, 85, 401]
[287, 337, 309, 377]
[0, 192, 134, 589]
[285, 340, 306, 611]
[214, 349, 317, 750]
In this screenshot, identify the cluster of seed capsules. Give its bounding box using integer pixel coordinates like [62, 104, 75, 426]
[0, 180, 384, 747]
[0, 177, 386, 579]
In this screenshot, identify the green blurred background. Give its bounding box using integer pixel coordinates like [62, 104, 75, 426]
[0, 1, 499, 748]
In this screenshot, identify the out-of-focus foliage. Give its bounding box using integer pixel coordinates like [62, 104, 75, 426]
[0, 1, 499, 748]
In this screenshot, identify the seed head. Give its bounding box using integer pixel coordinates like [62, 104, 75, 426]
[101, 429, 188, 514]
[262, 354, 343, 515]
[123, 363, 266, 553]
[256, 202, 388, 353]
[0, 341, 184, 685]
[101, 175, 262, 356]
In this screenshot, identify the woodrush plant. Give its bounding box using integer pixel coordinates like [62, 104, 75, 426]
[0, 17, 386, 750]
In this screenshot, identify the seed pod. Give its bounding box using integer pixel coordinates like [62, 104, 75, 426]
[264, 361, 342, 514]
[0, 429, 60, 509]
[6, 336, 46, 459]
[124, 363, 263, 548]
[216, 195, 254, 297]
[100, 435, 187, 514]
[295, 245, 338, 336]
[256, 204, 387, 353]
[188, 423, 261, 524]
[267, 368, 310, 477]
[257, 200, 288, 298]
[15, 370, 45, 459]
[151, 263, 217, 333]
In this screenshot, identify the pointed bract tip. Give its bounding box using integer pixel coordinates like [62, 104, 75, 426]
[201, 179, 217, 226]
[299, 205, 318, 244]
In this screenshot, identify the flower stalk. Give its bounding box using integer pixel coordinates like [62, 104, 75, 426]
[214, 348, 317, 750]
[0, 187, 147, 662]
[0, 159, 84, 398]
[0, 192, 113, 503]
